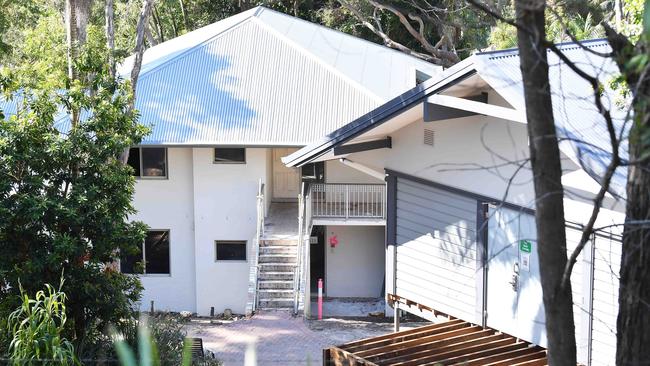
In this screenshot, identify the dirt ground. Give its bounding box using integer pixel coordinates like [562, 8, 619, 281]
[185, 311, 429, 365]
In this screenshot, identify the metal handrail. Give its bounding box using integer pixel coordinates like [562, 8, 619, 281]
[310, 183, 386, 219]
[251, 179, 265, 313]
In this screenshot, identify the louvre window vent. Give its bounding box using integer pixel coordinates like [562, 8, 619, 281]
[424, 129, 435, 146]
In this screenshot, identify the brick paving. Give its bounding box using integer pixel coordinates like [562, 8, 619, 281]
[185, 310, 424, 366]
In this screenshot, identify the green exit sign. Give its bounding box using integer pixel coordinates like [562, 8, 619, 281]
[520, 240, 532, 253]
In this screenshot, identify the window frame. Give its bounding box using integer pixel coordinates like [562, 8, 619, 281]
[129, 147, 169, 180]
[215, 240, 248, 262]
[121, 229, 172, 276]
[213, 147, 246, 164]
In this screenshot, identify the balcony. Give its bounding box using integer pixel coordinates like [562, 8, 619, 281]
[308, 183, 386, 225]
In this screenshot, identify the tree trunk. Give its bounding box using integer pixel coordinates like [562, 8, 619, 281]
[616, 123, 650, 365]
[105, 0, 115, 78]
[74, 0, 93, 44]
[131, 0, 155, 97]
[65, 0, 78, 81]
[178, 0, 189, 31]
[514, 0, 576, 364]
[605, 28, 650, 366]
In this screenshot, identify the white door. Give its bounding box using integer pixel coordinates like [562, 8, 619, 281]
[273, 148, 300, 199]
[487, 205, 546, 347]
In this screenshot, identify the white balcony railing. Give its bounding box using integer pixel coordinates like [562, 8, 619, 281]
[309, 183, 386, 220]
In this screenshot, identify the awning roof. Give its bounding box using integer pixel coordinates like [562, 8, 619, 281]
[284, 39, 629, 198]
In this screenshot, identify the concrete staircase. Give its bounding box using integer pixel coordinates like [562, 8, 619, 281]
[257, 238, 298, 309]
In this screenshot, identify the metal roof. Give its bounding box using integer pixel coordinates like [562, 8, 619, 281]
[3, 6, 441, 146]
[284, 39, 629, 197]
[474, 40, 628, 197]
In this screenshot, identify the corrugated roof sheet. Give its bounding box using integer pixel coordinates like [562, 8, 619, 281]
[474, 40, 628, 197]
[3, 6, 441, 146]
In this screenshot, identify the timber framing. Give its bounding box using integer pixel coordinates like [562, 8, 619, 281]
[334, 137, 392, 155]
[324, 294, 551, 366]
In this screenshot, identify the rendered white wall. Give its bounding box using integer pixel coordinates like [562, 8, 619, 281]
[192, 147, 270, 315]
[131, 148, 197, 313]
[325, 160, 383, 184]
[325, 226, 385, 298]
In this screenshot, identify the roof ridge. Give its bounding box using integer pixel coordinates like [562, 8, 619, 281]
[253, 7, 437, 67]
[478, 38, 610, 60]
[135, 11, 256, 81]
[250, 17, 384, 103]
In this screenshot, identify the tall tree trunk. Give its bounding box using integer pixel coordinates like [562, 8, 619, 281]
[514, 0, 576, 364]
[74, 0, 93, 44]
[178, 0, 189, 31]
[120, 0, 156, 165]
[105, 0, 115, 78]
[65, 0, 78, 81]
[605, 27, 650, 366]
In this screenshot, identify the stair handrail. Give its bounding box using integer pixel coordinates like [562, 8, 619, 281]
[252, 179, 265, 313]
[294, 182, 306, 313]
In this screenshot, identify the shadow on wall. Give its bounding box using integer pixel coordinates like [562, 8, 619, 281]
[135, 49, 257, 144]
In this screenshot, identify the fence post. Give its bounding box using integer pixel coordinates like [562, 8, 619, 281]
[345, 185, 349, 219]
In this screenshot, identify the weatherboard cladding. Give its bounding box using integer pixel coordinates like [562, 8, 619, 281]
[395, 177, 478, 323]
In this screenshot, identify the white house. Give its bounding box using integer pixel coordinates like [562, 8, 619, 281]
[285, 39, 626, 366]
[110, 6, 441, 317]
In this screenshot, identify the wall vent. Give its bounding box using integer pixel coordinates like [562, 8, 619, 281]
[424, 128, 435, 147]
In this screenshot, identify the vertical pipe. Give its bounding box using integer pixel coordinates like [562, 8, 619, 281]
[318, 278, 323, 320]
[345, 185, 349, 219]
[394, 302, 400, 332]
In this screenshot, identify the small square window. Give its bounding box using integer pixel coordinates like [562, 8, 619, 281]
[215, 241, 247, 261]
[141, 148, 167, 177]
[121, 230, 170, 275]
[214, 148, 246, 164]
[127, 147, 167, 178]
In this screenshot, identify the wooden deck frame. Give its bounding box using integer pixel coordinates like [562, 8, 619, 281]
[324, 294, 549, 366]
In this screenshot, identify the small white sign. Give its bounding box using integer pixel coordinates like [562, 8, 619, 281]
[521, 253, 531, 272]
[310, 236, 319, 244]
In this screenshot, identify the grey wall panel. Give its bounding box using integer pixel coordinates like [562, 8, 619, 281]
[395, 177, 478, 323]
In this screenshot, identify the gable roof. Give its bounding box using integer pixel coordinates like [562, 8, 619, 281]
[3, 6, 440, 146]
[284, 39, 629, 197]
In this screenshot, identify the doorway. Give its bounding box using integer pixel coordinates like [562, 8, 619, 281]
[272, 148, 300, 200]
[486, 205, 546, 347]
[310, 225, 325, 294]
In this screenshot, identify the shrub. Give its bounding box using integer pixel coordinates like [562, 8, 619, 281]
[7, 282, 78, 365]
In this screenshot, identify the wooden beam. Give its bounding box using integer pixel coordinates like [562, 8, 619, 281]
[333, 137, 392, 155]
[423, 93, 487, 122]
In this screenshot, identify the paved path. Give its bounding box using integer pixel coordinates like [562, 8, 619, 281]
[187, 311, 330, 365]
[185, 311, 425, 365]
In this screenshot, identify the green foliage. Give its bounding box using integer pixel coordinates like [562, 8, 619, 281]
[7, 282, 78, 365]
[0, 34, 148, 354]
[112, 315, 221, 366]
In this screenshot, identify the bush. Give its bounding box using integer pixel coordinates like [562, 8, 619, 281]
[7, 282, 78, 365]
[112, 314, 221, 366]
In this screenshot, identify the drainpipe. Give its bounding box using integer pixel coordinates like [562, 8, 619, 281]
[338, 158, 385, 181]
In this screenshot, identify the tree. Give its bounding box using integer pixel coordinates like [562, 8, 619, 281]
[601, 1, 650, 362]
[0, 34, 149, 352]
[511, 0, 576, 364]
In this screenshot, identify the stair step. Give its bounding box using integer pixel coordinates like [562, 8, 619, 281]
[260, 239, 299, 246]
[257, 298, 294, 309]
[260, 246, 297, 255]
[258, 255, 297, 263]
[258, 263, 296, 272]
[258, 272, 294, 280]
[258, 280, 294, 289]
